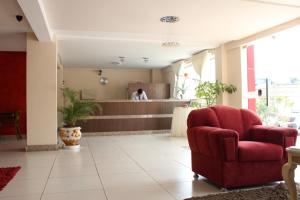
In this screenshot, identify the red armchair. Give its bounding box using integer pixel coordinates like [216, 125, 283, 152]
[187, 105, 297, 188]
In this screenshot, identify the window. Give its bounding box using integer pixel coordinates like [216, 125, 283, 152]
[201, 55, 216, 82]
[175, 54, 216, 100]
[176, 63, 200, 99]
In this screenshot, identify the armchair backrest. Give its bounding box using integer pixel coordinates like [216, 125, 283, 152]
[187, 105, 262, 140]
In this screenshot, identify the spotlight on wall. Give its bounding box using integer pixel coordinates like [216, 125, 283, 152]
[98, 70, 108, 85]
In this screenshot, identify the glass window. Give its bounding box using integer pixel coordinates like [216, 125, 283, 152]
[201, 55, 216, 82]
[176, 63, 200, 99]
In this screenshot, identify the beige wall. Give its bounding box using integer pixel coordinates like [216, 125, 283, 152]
[215, 45, 244, 108]
[226, 47, 243, 108]
[63, 68, 151, 100]
[150, 69, 163, 83]
[162, 66, 175, 98]
[0, 33, 26, 52]
[26, 32, 57, 146]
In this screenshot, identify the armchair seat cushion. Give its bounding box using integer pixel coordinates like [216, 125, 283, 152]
[238, 141, 283, 162]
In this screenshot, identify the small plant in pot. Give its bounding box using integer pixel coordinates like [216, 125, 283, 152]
[58, 87, 96, 149]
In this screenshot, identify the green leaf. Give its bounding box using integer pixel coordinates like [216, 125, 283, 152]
[195, 81, 237, 107]
[58, 87, 99, 127]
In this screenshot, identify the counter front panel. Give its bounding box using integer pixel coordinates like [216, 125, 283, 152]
[77, 100, 189, 133]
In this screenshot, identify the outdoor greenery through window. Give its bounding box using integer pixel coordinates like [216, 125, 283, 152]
[254, 26, 300, 131]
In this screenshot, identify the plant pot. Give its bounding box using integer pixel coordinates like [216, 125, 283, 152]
[59, 127, 82, 147]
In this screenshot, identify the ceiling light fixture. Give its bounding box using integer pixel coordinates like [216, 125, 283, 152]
[119, 56, 125, 63]
[98, 70, 108, 85]
[160, 16, 180, 23]
[111, 61, 121, 65]
[161, 42, 180, 48]
[142, 57, 149, 63]
[160, 16, 180, 48]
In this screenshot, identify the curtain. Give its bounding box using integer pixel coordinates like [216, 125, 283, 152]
[192, 50, 210, 78]
[171, 60, 185, 98]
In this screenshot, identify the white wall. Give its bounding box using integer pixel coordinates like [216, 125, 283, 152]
[26, 32, 57, 146]
[63, 68, 151, 100]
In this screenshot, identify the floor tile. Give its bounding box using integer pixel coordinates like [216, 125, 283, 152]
[105, 184, 175, 200]
[147, 168, 195, 185]
[41, 189, 106, 200]
[0, 179, 46, 197]
[44, 176, 103, 194]
[53, 155, 94, 166]
[50, 164, 98, 178]
[100, 172, 157, 189]
[163, 180, 220, 200]
[0, 194, 41, 200]
[14, 166, 51, 181]
[96, 160, 143, 174]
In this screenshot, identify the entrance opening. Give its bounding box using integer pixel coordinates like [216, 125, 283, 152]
[247, 25, 300, 131]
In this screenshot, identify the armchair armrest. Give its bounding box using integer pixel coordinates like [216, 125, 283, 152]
[249, 125, 297, 149]
[187, 126, 239, 161]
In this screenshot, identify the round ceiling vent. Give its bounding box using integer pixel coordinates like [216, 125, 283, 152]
[160, 16, 180, 23]
[161, 41, 180, 48]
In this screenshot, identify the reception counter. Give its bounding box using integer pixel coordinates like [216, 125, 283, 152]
[77, 99, 189, 133]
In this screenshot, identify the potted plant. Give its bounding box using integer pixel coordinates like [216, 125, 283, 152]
[58, 87, 96, 149]
[195, 81, 237, 107]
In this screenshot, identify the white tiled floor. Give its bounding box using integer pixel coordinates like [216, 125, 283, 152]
[1, 134, 299, 200]
[0, 134, 220, 200]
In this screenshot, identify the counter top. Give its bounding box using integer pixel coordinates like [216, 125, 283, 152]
[92, 99, 190, 103]
[85, 114, 173, 120]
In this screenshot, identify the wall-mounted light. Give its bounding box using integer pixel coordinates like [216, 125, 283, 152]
[98, 70, 108, 85]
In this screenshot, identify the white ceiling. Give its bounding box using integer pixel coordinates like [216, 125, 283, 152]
[16, 0, 300, 68]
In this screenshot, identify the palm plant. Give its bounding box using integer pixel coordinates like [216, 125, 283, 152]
[58, 87, 96, 127]
[195, 81, 237, 107]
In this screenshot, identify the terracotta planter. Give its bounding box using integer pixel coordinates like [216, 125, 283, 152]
[59, 127, 82, 146]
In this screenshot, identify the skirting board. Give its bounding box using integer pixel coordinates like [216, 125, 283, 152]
[83, 129, 170, 136]
[26, 144, 58, 152]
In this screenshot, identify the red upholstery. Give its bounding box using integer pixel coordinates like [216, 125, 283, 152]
[187, 105, 298, 188]
[238, 141, 283, 162]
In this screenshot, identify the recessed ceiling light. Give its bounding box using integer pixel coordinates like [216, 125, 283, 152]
[119, 56, 125, 63]
[111, 61, 121, 65]
[142, 57, 149, 63]
[161, 42, 180, 48]
[160, 16, 180, 23]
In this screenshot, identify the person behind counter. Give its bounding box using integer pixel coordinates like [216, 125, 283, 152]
[131, 88, 148, 100]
